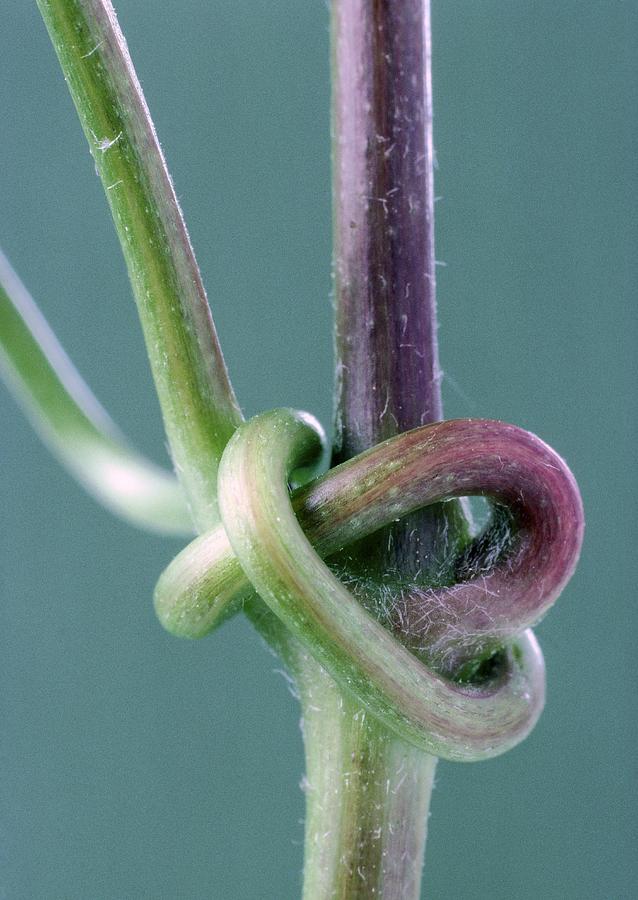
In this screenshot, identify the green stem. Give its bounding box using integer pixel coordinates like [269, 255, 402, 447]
[37, 0, 242, 530]
[292, 649, 435, 900]
[20, 7, 584, 900]
[221, 412, 436, 898]
[0, 250, 192, 535]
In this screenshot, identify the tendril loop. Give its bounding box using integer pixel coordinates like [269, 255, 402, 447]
[155, 408, 583, 762]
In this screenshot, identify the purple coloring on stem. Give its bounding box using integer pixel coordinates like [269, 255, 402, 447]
[332, 0, 441, 450]
[331, 0, 460, 578]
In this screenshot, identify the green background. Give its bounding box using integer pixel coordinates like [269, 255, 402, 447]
[1, 2, 635, 898]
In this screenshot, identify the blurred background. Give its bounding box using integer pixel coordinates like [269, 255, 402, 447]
[1, 2, 635, 897]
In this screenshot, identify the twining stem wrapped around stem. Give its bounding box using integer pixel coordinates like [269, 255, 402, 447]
[157, 408, 583, 762]
[37, 0, 242, 529]
[156, 413, 583, 675]
[210, 405, 579, 896]
[18, 5, 585, 900]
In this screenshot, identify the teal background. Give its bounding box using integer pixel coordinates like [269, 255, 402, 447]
[1, 2, 635, 898]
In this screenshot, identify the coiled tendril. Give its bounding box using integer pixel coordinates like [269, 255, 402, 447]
[155, 409, 583, 762]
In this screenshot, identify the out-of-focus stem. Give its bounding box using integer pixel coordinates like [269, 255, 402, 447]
[0, 250, 192, 535]
[37, 0, 242, 530]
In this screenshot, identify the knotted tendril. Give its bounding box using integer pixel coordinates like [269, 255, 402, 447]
[155, 408, 583, 763]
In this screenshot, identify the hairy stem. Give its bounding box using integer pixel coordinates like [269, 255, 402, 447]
[216, 410, 554, 763]
[300, 1, 466, 895]
[37, 0, 242, 530]
[293, 650, 436, 900]
[21, 7, 584, 900]
[216, 410, 570, 895]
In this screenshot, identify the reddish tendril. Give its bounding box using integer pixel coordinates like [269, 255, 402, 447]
[297, 417, 584, 677]
[156, 410, 584, 760]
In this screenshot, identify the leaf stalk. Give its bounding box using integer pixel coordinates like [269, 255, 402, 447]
[37, 0, 242, 529]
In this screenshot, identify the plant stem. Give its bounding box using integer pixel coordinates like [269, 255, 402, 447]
[299, 2, 467, 895]
[294, 650, 436, 900]
[37, 0, 242, 530]
[332, 0, 441, 454]
[0, 250, 192, 535]
[22, 6, 584, 899]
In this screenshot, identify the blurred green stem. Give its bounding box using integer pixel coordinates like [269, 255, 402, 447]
[0, 250, 192, 535]
[37, 0, 242, 531]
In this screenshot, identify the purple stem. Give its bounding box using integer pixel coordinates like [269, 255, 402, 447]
[332, 0, 460, 574]
[314, 1, 453, 893]
[333, 0, 440, 440]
